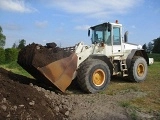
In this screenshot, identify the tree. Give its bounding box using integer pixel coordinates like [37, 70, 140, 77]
[18, 39, 26, 49]
[152, 37, 160, 53]
[0, 48, 5, 64]
[12, 42, 17, 48]
[147, 42, 153, 53]
[0, 26, 6, 48]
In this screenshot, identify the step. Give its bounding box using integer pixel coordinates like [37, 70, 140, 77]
[123, 74, 128, 77]
[122, 69, 127, 71]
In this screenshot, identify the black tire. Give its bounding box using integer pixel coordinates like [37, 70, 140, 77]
[128, 56, 148, 82]
[77, 59, 110, 93]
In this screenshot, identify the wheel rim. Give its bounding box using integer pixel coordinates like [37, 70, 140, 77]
[92, 69, 105, 86]
[137, 63, 145, 77]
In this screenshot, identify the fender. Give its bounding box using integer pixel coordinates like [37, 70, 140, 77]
[88, 54, 113, 75]
[126, 49, 149, 69]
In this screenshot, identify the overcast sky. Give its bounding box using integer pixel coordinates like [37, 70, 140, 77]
[0, 0, 160, 48]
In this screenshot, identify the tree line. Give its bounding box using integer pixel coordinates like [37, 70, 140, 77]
[0, 26, 26, 49]
[0, 26, 26, 64]
[142, 37, 160, 53]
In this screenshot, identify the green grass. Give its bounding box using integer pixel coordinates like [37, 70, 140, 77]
[148, 53, 160, 62]
[130, 62, 160, 112]
[129, 110, 138, 120]
[106, 62, 160, 113]
[119, 101, 131, 108]
[119, 101, 140, 120]
[0, 61, 32, 78]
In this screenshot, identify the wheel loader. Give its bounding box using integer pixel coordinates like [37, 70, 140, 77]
[18, 20, 152, 93]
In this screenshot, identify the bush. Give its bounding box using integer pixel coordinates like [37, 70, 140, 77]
[5, 48, 19, 62]
[0, 47, 5, 64]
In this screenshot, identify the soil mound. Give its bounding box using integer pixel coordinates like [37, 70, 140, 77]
[18, 42, 73, 68]
[17, 42, 74, 85]
[0, 68, 68, 120]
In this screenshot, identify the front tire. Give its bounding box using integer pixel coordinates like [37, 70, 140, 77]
[77, 59, 110, 93]
[128, 56, 148, 82]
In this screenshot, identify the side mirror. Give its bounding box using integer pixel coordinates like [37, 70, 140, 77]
[124, 31, 128, 43]
[88, 29, 90, 36]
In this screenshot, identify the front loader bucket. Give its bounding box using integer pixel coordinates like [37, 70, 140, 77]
[38, 53, 77, 92]
[17, 43, 77, 92]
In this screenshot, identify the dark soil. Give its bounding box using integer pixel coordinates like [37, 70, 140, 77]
[17, 42, 74, 86]
[0, 68, 65, 120]
[17, 42, 73, 68]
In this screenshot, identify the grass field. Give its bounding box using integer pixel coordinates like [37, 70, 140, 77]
[0, 61, 32, 78]
[106, 62, 160, 115]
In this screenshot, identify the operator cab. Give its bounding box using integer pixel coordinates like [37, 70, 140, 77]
[89, 21, 123, 55]
[89, 21, 122, 46]
[90, 23, 111, 45]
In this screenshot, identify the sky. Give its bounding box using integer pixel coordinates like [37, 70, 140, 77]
[0, 0, 160, 48]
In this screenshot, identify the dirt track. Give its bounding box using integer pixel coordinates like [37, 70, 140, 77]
[0, 67, 157, 120]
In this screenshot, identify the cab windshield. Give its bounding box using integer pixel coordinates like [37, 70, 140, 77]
[91, 24, 111, 45]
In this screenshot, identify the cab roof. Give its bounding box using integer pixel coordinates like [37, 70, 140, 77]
[90, 22, 122, 30]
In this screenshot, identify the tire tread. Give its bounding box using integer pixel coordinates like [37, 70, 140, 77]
[77, 59, 110, 93]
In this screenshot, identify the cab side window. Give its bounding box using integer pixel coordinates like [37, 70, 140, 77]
[113, 27, 121, 45]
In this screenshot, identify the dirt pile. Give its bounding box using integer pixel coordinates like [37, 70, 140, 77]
[17, 42, 74, 86]
[0, 68, 68, 120]
[18, 42, 73, 68]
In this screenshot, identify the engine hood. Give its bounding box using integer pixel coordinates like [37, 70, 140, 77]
[124, 43, 142, 50]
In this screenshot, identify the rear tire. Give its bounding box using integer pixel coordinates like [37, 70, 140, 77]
[77, 59, 110, 93]
[128, 56, 148, 82]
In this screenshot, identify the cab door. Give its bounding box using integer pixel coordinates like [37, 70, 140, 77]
[112, 26, 123, 55]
